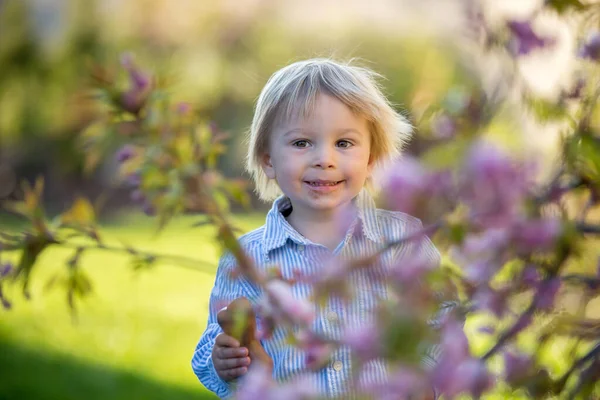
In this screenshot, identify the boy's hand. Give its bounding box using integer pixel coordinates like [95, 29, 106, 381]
[212, 333, 251, 381]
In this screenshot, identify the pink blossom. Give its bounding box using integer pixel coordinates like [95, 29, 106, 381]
[115, 144, 136, 163]
[431, 114, 457, 139]
[295, 330, 333, 371]
[380, 157, 429, 215]
[389, 252, 437, 284]
[503, 350, 532, 385]
[450, 229, 510, 284]
[440, 319, 470, 361]
[235, 362, 273, 400]
[360, 368, 428, 399]
[446, 359, 494, 398]
[473, 287, 507, 318]
[267, 377, 318, 399]
[579, 32, 600, 61]
[265, 280, 315, 326]
[460, 142, 532, 228]
[535, 278, 561, 310]
[119, 53, 151, 114]
[342, 321, 381, 362]
[512, 218, 562, 253]
[507, 20, 556, 56]
[521, 266, 540, 286]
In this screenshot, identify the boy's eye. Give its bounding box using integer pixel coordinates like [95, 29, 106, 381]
[292, 140, 310, 148]
[336, 140, 353, 148]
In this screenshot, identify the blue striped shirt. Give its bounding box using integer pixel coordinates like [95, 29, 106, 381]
[191, 190, 441, 398]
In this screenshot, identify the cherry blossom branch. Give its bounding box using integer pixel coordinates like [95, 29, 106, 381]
[481, 301, 537, 361]
[52, 241, 216, 273]
[576, 223, 600, 235]
[558, 341, 600, 392]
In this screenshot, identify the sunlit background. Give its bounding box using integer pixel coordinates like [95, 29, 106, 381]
[0, 0, 589, 399]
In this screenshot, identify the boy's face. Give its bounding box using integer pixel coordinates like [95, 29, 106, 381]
[261, 94, 373, 215]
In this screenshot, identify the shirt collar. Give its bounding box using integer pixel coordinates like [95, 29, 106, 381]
[261, 189, 383, 255]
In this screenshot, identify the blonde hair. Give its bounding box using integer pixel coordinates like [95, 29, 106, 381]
[245, 58, 413, 201]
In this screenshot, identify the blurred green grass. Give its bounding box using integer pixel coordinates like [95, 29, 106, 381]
[0, 211, 265, 400]
[1, 210, 599, 399]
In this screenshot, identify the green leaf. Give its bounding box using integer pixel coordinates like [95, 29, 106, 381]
[525, 96, 569, 123]
[545, 0, 587, 13]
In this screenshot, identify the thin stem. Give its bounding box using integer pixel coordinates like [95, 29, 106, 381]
[558, 341, 600, 391]
[566, 348, 600, 400]
[54, 241, 216, 274]
[576, 223, 600, 235]
[379, 221, 444, 255]
[481, 301, 537, 361]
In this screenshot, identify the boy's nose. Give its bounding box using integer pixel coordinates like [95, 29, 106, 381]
[312, 147, 336, 169]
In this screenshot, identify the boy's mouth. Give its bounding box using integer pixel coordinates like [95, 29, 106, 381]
[304, 180, 344, 187]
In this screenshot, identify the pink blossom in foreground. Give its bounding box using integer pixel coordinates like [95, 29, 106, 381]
[120, 53, 152, 114]
[535, 278, 561, 311]
[511, 217, 562, 253]
[295, 329, 334, 371]
[473, 287, 508, 318]
[445, 359, 494, 398]
[235, 362, 273, 400]
[236, 362, 317, 400]
[359, 368, 429, 400]
[503, 350, 533, 385]
[380, 157, 455, 221]
[579, 32, 600, 61]
[450, 229, 511, 284]
[342, 321, 381, 362]
[265, 280, 315, 327]
[440, 319, 470, 361]
[507, 20, 555, 56]
[431, 114, 457, 139]
[115, 144, 136, 163]
[389, 252, 437, 285]
[267, 377, 318, 400]
[380, 156, 430, 215]
[521, 265, 540, 286]
[460, 142, 532, 228]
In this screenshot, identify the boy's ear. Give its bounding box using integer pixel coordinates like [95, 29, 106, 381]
[261, 152, 276, 179]
[367, 154, 375, 176]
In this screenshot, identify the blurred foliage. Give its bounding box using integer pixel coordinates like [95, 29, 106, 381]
[0, 0, 471, 209]
[2, 0, 600, 399]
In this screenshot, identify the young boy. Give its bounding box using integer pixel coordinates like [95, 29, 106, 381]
[191, 58, 441, 398]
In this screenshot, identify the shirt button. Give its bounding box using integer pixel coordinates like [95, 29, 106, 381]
[327, 311, 338, 322]
[298, 245, 305, 252]
[332, 361, 343, 371]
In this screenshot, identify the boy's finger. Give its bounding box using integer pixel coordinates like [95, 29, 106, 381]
[219, 356, 251, 370]
[215, 333, 240, 348]
[219, 347, 248, 359]
[221, 366, 248, 380]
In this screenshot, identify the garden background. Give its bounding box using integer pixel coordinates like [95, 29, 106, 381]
[1, 1, 597, 399]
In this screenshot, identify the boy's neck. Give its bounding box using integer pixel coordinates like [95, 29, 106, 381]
[285, 201, 358, 251]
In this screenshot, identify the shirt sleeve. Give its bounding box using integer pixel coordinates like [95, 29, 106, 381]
[191, 252, 250, 399]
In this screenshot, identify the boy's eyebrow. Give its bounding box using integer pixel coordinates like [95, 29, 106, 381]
[282, 128, 364, 137]
[282, 128, 306, 138]
[336, 128, 363, 136]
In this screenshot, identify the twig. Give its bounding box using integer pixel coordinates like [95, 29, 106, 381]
[566, 350, 600, 400]
[576, 223, 600, 235]
[54, 241, 217, 274]
[481, 301, 537, 361]
[558, 341, 600, 392]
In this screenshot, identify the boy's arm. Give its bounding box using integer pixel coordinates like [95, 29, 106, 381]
[191, 252, 253, 399]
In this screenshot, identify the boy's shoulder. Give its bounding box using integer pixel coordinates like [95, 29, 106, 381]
[373, 208, 424, 231]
